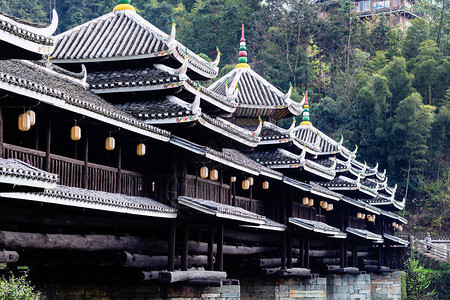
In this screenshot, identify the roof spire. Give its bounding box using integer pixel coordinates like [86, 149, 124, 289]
[300, 91, 312, 125]
[235, 24, 250, 69]
[114, 0, 136, 12]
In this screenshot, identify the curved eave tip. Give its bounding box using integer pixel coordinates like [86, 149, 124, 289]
[235, 63, 250, 69]
[300, 121, 312, 126]
[113, 4, 136, 12]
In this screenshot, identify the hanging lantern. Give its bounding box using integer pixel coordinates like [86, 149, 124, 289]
[367, 215, 372, 222]
[152, 182, 155, 192]
[303, 197, 309, 205]
[321, 201, 328, 209]
[18, 113, 31, 131]
[210, 169, 218, 181]
[308, 198, 314, 207]
[262, 181, 269, 190]
[105, 136, 115, 150]
[327, 204, 333, 211]
[398, 225, 403, 231]
[25, 110, 36, 126]
[372, 215, 376, 222]
[357, 212, 362, 219]
[231, 176, 236, 183]
[137, 143, 146, 156]
[242, 179, 250, 190]
[361, 214, 366, 220]
[200, 167, 209, 179]
[247, 177, 254, 186]
[320, 201, 324, 207]
[71, 126, 81, 141]
[392, 222, 397, 227]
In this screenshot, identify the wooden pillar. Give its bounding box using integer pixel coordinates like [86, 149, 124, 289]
[344, 241, 348, 267]
[305, 235, 310, 269]
[249, 185, 253, 212]
[181, 222, 189, 271]
[207, 222, 214, 271]
[83, 130, 89, 189]
[169, 148, 177, 207]
[179, 151, 187, 197]
[0, 108, 3, 158]
[281, 232, 287, 270]
[217, 223, 224, 271]
[300, 237, 305, 268]
[352, 243, 358, 268]
[116, 139, 122, 194]
[232, 181, 236, 206]
[340, 240, 345, 268]
[287, 233, 293, 269]
[378, 246, 383, 269]
[340, 204, 345, 231]
[45, 119, 51, 171]
[168, 221, 176, 271]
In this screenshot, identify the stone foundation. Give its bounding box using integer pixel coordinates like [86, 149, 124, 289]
[36, 272, 403, 299]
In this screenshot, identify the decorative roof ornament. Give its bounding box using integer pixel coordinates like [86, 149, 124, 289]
[299, 149, 307, 162]
[235, 24, 250, 69]
[283, 82, 293, 101]
[225, 79, 240, 102]
[300, 91, 312, 125]
[189, 82, 202, 113]
[287, 117, 296, 134]
[113, 0, 136, 12]
[164, 17, 176, 46]
[351, 144, 358, 156]
[175, 48, 189, 80]
[208, 48, 222, 68]
[373, 163, 379, 173]
[337, 135, 344, 147]
[331, 156, 337, 170]
[252, 116, 263, 137]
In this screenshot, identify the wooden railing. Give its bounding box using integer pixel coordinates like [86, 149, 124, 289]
[186, 174, 230, 204]
[3, 143, 144, 196]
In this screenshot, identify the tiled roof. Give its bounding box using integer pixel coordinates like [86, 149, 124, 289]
[0, 60, 170, 141]
[0, 185, 177, 218]
[317, 177, 358, 189]
[346, 227, 383, 243]
[383, 233, 409, 246]
[52, 10, 218, 78]
[304, 159, 336, 178]
[115, 98, 194, 123]
[178, 196, 266, 224]
[0, 11, 54, 47]
[0, 158, 58, 188]
[292, 125, 339, 154]
[309, 182, 341, 200]
[199, 114, 260, 147]
[247, 149, 304, 168]
[222, 149, 283, 179]
[53, 11, 168, 60]
[242, 122, 291, 143]
[88, 67, 179, 90]
[289, 217, 346, 238]
[185, 79, 237, 111]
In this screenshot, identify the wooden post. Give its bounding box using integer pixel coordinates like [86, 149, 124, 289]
[344, 241, 348, 267]
[168, 221, 176, 271]
[287, 233, 293, 269]
[169, 148, 177, 208]
[300, 237, 305, 268]
[179, 151, 187, 197]
[353, 243, 358, 268]
[378, 246, 383, 269]
[249, 185, 253, 212]
[0, 108, 3, 158]
[305, 235, 310, 269]
[232, 181, 236, 206]
[207, 222, 214, 271]
[45, 119, 51, 171]
[217, 223, 224, 271]
[116, 139, 122, 194]
[83, 130, 89, 189]
[340, 240, 345, 268]
[281, 232, 287, 270]
[181, 222, 189, 271]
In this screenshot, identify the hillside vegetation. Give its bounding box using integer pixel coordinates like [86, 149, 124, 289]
[2, 0, 449, 234]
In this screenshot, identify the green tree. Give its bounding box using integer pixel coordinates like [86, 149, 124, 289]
[402, 19, 430, 61]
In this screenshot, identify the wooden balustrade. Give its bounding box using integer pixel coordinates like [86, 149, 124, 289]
[3, 143, 144, 196]
[185, 174, 230, 204]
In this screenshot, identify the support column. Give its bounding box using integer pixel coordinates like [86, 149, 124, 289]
[168, 221, 176, 271]
[116, 139, 122, 193]
[232, 180, 236, 206]
[181, 222, 189, 271]
[83, 130, 89, 189]
[340, 241, 345, 268]
[352, 243, 358, 268]
[45, 119, 51, 171]
[287, 233, 293, 269]
[0, 108, 3, 158]
[300, 237, 305, 268]
[217, 223, 224, 271]
[207, 222, 214, 271]
[281, 232, 287, 270]
[305, 235, 310, 269]
[179, 151, 187, 197]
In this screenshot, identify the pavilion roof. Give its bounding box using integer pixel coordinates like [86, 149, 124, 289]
[208, 68, 303, 119]
[247, 148, 305, 169]
[289, 217, 346, 238]
[242, 122, 292, 145]
[52, 9, 218, 79]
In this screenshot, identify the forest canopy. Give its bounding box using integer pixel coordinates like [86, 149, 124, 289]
[2, 0, 449, 233]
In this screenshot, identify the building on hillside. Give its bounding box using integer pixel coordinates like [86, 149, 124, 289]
[0, 0, 408, 296]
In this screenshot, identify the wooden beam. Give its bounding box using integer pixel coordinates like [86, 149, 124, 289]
[159, 270, 227, 283]
[0, 250, 18, 263]
[116, 139, 122, 193]
[120, 252, 209, 269]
